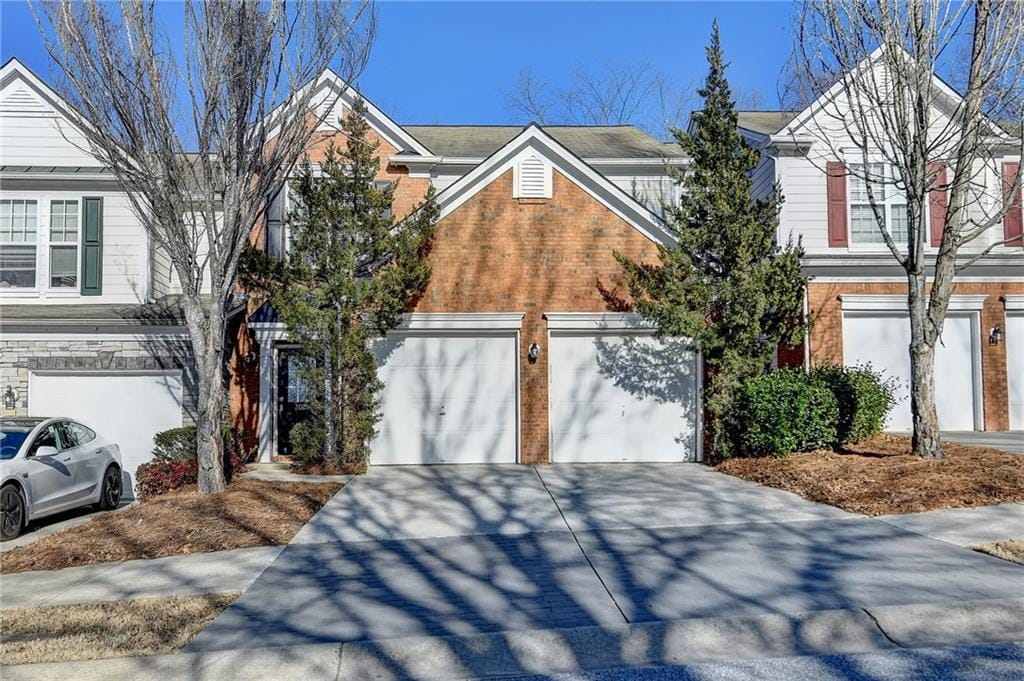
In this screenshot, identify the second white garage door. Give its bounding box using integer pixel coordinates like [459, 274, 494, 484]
[1007, 310, 1024, 431]
[548, 332, 700, 462]
[29, 371, 184, 495]
[842, 312, 980, 431]
[370, 333, 518, 464]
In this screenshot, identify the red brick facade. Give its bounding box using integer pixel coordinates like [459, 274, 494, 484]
[805, 280, 1024, 431]
[413, 170, 659, 463]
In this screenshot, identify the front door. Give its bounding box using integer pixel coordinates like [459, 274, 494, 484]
[277, 349, 312, 457]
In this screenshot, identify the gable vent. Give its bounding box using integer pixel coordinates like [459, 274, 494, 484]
[1, 85, 48, 113]
[514, 154, 552, 199]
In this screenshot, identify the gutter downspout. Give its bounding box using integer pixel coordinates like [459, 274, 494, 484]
[803, 284, 811, 372]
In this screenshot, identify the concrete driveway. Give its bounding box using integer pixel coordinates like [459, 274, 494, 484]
[188, 464, 1024, 653]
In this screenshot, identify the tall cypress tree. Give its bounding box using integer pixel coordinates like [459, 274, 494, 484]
[244, 99, 438, 472]
[616, 23, 807, 456]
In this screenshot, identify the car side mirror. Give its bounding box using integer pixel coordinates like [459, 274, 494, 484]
[33, 446, 59, 458]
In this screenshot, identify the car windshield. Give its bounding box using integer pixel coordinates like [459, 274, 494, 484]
[0, 429, 31, 460]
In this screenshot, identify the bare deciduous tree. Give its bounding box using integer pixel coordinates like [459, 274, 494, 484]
[506, 61, 695, 137]
[35, 0, 375, 491]
[790, 0, 1023, 457]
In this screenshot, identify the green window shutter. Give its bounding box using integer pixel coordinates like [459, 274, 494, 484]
[81, 197, 103, 295]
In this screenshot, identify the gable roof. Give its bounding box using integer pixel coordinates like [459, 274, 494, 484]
[430, 124, 676, 245]
[403, 125, 684, 160]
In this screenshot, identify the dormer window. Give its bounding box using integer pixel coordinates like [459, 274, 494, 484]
[514, 154, 552, 199]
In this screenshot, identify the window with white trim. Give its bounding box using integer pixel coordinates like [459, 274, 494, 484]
[49, 200, 79, 288]
[0, 199, 39, 288]
[848, 163, 908, 245]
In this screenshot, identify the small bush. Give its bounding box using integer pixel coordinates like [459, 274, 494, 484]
[732, 369, 839, 457]
[812, 364, 897, 444]
[135, 426, 251, 500]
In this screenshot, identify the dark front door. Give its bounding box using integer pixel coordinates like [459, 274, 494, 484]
[277, 349, 312, 457]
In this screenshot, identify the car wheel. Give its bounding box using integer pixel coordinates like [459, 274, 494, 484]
[98, 466, 123, 510]
[1, 484, 25, 541]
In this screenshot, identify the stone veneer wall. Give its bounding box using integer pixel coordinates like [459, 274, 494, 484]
[0, 335, 198, 422]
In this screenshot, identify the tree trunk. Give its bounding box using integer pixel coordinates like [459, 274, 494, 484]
[323, 339, 334, 461]
[183, 294, 227, 494]
[907, 275, 943, 459]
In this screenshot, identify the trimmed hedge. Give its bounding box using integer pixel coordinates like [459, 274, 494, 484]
[135, 426, 251, 500]
[733, 369, 838, 457]
[731, 364, 895, 458]
[813, 364, 897, 445]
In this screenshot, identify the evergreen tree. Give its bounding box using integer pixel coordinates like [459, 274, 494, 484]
[616, 23, 807, 456]
[244, 99, 438, 472]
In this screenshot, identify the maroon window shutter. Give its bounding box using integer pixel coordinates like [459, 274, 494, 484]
[826, 161, 848, 247]
[928, 163, 948, 247]
[1004, 162, 1023, 247]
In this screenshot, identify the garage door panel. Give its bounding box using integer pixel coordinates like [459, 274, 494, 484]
[370, 332, 518, 465]
[1007, 313, 1024, 430]
[29, 372, 184, 497]
[549, 332, 699, 463]
[842, 313, 977, 431]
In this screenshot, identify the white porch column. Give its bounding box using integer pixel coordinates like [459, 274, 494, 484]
[251, 322, 285, 463]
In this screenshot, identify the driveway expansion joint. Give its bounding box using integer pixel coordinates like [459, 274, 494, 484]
[534, 466, 630, 624]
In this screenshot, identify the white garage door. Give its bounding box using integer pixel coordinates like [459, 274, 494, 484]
[549, 332, 700, 462]
[1007, 312, 1024, 431]
[29, 371, 184, 495]
[842, 313, 978, 431]
[370, 333, 518, 464]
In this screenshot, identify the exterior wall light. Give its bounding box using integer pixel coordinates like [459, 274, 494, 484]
[3, 386, 17, 410]
[989, 325, 1003, 345]
[527, 343, 541, 363]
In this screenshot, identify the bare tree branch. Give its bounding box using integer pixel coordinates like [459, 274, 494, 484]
[33, 0, 376, 492]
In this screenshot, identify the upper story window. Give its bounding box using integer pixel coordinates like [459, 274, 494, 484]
[49, 200, 79, 288]
[848, 163, 908, 245]
[0, 199, 39, 288]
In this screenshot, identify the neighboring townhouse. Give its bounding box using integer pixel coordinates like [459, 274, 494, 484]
[233, 71, 700, 465]
[739, 61, 1023, 432]
[0, 58, 198, 491]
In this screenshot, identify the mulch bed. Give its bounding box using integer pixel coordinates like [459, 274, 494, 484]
[716, 434, 1024, 515]
[0, 479, 341, 574]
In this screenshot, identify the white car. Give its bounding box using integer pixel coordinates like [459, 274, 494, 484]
[1, 417, 124, 541]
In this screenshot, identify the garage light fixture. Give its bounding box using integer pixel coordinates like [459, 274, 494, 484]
[528, 343, 541, 363]
[3, 386, 16, 410]
[989, 325, 1003, 345]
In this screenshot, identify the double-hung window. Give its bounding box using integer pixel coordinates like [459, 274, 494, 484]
[0, 199, 39, 288]
[49, 200, 79, 288]
[848, 163, 908, 246]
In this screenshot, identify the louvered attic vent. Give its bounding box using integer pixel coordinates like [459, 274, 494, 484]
[514, 154, 552, 199]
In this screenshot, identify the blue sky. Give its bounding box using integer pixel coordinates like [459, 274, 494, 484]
[1, 1, 796, 135]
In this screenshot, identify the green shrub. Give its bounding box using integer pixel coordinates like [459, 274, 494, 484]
[732, 369, 839, 457]
[135, 425, 252, 500]
[812, 364, 897, 444]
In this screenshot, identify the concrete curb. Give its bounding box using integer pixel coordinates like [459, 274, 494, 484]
[4, 596, 1023, 680]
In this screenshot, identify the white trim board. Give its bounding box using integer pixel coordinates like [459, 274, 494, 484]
[429, 124, 676, 246]
[1004, 295, 1024, 312]
[545, 312, 657, 330]
[393, 312, 525, 331]
[840, 294, 989, 313]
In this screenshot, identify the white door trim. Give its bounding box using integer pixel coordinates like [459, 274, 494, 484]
[545, 311, 656, 330]
[840, 294, 989, 312]
[394, 312, 526, 331]
[1005, 294, 1024, 311]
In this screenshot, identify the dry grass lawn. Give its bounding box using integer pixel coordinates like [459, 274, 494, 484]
[0, 593, 238, 665]
[716, 434, 1024, 515]
[974, 540, 1024, 566]
[1, 479, 340, 574]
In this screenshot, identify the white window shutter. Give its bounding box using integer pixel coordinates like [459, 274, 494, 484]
[514, 154, 552, 199]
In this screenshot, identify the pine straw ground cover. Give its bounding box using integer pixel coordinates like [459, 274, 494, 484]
[716, 434, 1024, 515]
[0, 479, 341, 574]
[0, 593, 238, 665]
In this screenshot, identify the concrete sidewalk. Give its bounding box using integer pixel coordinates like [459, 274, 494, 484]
[0, 545, 282, 610]
[878, 502, 1024, 547]
[4, 597, 1023, 680]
